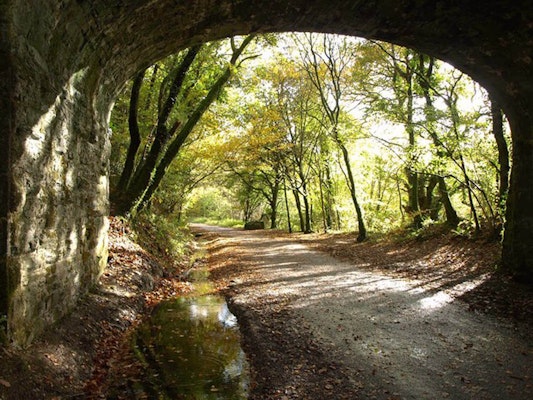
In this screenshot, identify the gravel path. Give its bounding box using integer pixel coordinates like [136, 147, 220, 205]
[193, 224, 533, 400]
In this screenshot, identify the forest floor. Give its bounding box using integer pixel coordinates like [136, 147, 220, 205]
[0, 219, 532, 399]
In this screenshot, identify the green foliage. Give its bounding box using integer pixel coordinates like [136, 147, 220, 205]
[132, 211, 193, 268]
[190, 216, 243, 228]
[110, 33, 509, 240]
[186, 186, 243, 222]
[110, 35, 259, 216]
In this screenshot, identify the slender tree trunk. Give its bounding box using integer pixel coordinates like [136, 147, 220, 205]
[270, 180, 279, 229]
[301, 184, 312, 233]
[318, 168, 328, 233]
[397, 179, 405, 223]
[117, 68, 146, 192]
[406, 79, 422, 229]
[339, 142, 367, 241]
[292, 189, 305, 232]
[490, 96, 509, 212]
[131, 36, 255, 214]
[126, 46, 201, 201]
[461, 156, 481, 234]
[448, 96, 481, 234]
[244, 199, 251, 223]
[283, 177, 292, 233]
[324, 165, 335, 229]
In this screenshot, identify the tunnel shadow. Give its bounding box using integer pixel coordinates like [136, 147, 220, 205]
[0, 217, 167, 399]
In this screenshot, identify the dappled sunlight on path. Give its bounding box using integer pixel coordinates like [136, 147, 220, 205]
[192, 224, 532, 399]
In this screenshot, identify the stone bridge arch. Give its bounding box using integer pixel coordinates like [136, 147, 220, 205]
[1, 0, 532, 345]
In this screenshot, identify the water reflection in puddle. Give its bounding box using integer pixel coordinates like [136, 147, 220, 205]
[134, 293, 249, 399]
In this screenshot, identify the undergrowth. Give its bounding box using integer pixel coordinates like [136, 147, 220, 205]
[131, 211, 194, 269]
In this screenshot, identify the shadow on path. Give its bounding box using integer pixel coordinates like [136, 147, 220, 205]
[193, 224, 533, 400]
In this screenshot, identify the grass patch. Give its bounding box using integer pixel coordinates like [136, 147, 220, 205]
[189, 217, 243, 228]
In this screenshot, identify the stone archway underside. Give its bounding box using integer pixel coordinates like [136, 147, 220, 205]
[1, 0, 532, 345]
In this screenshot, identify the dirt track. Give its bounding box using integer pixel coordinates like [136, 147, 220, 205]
[194, 224, 533, 400]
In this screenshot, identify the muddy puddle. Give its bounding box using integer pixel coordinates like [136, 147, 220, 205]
[130, 253, 249, 399]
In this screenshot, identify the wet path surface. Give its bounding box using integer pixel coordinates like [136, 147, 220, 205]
[134, 296, 249, 399]
[193, 224, 533, 399]
[131, 243, 249, 399]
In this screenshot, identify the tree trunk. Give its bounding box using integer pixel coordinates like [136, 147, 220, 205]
[395, 51, 421, 229]
[131, 36, 255, 213]
[301, 184, 312, 233]
[117, 68, 146, 192]
[417, 175, 436, 218]
[438, 177, 460, 228]
[283, 177, 292, 233]
[270, 179, 279, 229]
[490, 96, 509, 212]
[324, 165, 335, 229]
[424, 175, 439, 220]
[501, 96, 533, 282]
[448, 98, 481, 234]
[339, 142, 366, 242]
[406, 79, 422, 229]
[126, 46, 201, 204]
[292, 189, 305, 232]
[135, 66, 232, 212]
[417, 54, 459, 228]
[318, 167, 328, 233]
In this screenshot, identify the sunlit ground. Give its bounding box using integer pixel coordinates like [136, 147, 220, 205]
[204, 226, 532, 400]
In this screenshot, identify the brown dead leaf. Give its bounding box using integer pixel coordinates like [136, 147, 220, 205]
[0, 378, 11, 387]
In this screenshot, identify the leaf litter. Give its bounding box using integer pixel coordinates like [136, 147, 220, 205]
[0, 220, 532, 399]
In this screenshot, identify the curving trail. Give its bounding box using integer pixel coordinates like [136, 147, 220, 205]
[192, 224, 533, 400]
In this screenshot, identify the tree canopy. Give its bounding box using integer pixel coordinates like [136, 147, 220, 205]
[109, 33, 509, 241]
